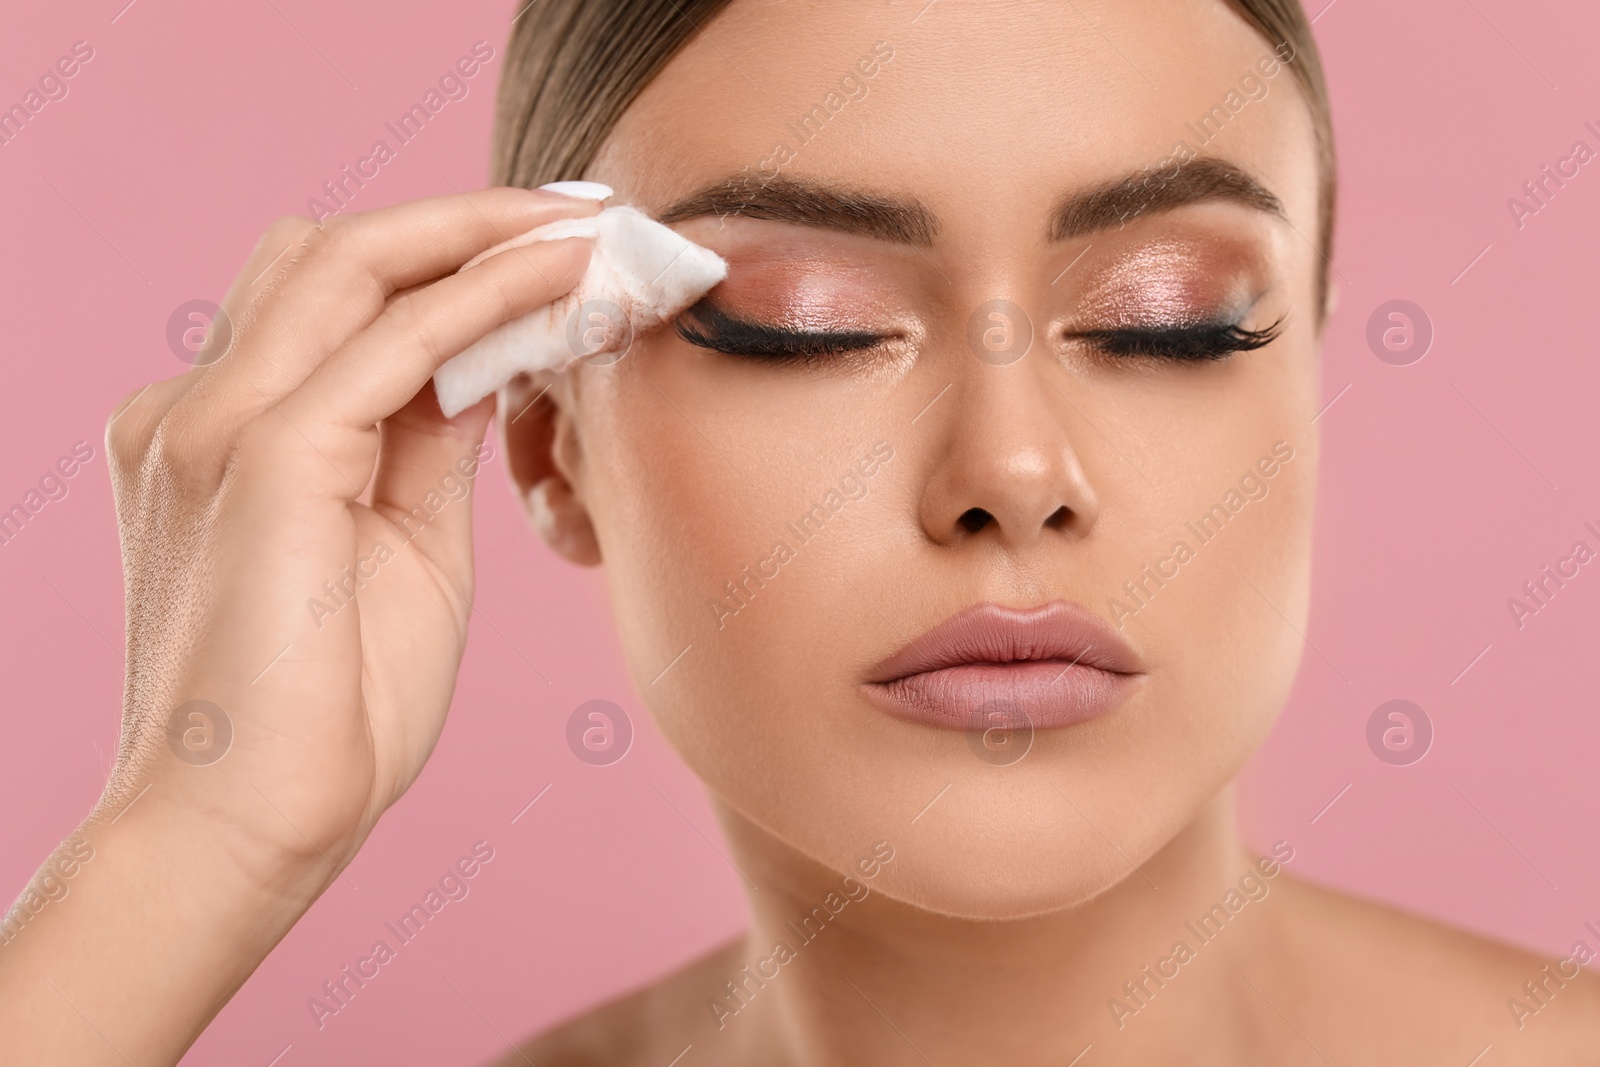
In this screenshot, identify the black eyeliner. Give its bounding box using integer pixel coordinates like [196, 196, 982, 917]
[1070, 314, 1285, 362]
[676, 301, 887, 361]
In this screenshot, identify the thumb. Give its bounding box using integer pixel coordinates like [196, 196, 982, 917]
[369, 384, 497, 594]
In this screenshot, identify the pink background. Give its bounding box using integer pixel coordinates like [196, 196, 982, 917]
[3, 1, 1598, 1063]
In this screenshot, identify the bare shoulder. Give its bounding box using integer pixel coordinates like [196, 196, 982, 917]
[1264, 871, 1600, 1063]
[484, 936, 748, 1067]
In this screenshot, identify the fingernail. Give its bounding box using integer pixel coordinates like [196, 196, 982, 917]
[537, 181, 614, 201]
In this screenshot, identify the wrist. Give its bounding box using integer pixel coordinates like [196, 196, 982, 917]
[0, 782, 344, 1066]
[87, 776, 342, 942]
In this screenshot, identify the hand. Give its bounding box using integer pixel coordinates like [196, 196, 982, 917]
[0, 187, 598, 1067]
[102, 188, 596, 888]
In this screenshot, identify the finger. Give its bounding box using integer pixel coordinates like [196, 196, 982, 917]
[279, 234, 592, 432]
[104, 374, 195, 476]
[369, 387, 496, 595]
[106, 218, 318, 462]
[222, 215, 319, 324]
[103, 216, 308, 452]
[136, 217, 320, 421]
[187, 188, 601, 413]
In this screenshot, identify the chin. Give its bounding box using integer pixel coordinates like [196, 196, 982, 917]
[865, 826, 1148, 922]
[785, 773, 1184, 922]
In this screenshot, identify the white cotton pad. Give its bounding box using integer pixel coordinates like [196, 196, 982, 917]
[432, 205, 728, 418]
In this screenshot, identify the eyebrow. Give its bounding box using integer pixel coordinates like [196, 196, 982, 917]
[657, 176, 939, 246]
[656, 157, 1284, 247]
[1049, 158, 1286, 241]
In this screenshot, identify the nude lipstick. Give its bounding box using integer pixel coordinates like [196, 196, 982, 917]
[861, 600, 1144, 731]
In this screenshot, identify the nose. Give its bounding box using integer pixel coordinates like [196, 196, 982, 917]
[917, 364, 1100, 548]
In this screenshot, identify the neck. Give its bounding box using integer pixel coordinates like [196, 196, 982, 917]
[710, 789, 1284, 1066]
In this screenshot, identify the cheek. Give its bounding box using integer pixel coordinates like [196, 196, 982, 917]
[1106, 362, 1317, 790]
[574, 344, 904, 773]
[1061, 332, 1314, 794]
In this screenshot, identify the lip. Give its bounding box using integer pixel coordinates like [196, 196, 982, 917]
[861, 600, 1145, 732]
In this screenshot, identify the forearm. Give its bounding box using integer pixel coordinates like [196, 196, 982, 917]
[0, 787, 334, 1067]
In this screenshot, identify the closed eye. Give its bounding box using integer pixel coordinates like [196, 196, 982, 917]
[1067, 315, 1285, 362]
[677, 301, 1282, 364]
[676, 301, 890, 363]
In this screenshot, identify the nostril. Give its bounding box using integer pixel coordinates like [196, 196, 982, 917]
[1044, 505, 1071, 530]
[959, 507, 993, 533]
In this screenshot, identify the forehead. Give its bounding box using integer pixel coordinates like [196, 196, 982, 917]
[590, 0, 1321, 241]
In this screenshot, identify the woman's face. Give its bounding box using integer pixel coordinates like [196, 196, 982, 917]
[513, 0, 1323, 918]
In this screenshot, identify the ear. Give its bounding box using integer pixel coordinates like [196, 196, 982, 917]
[497, 371, 602, 566]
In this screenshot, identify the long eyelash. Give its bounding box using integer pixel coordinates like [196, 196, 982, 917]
[676, 301, 886, 362]
[1072, 315, 1286, 362]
